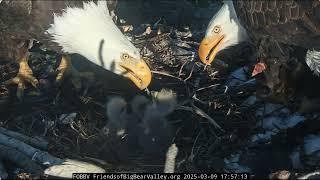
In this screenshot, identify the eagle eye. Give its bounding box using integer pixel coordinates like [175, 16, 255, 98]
[213, 25, 221, 33]
[122, 53, 130, 59]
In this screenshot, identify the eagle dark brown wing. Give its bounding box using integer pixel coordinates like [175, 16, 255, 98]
[233, 0, 320, 49]
[0, 1, 33, 60]
[0, 0, 82, 59]
[0, 0, 117, 59]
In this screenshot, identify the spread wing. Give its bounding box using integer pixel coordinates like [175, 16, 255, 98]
[233, 0, 320, 49]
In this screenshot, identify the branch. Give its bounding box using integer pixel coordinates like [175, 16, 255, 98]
[164, 144, 178, 173]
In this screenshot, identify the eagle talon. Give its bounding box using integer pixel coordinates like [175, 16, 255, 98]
[4, 58, 39, 100]
[55, 56, 70, 84]
[55, 56, 94, 90]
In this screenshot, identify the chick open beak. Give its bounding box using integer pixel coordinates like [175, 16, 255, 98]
[119, 58, 152, 90]
[198, 35, 224, 65]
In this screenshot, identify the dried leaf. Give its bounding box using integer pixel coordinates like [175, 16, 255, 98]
[252, 62, 267, 76]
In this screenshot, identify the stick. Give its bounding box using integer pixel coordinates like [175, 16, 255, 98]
[0, 127, 48, 150]
[196, 84, 221, 92]
[151, 71, 183, 81]
[0, 144, 43, 176]
[298, 171, 320, 179]
[190, 103, 224, 132]
[44, 159, 106, 178]
[0, 133, 63, 166]
[183, 64, 195, 82]
[177, 104, 224, 132]
[164, 144, 178, 173]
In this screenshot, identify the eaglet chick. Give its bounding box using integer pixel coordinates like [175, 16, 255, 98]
[104, 89, 177, 162]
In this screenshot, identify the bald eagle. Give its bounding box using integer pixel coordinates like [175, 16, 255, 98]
[198, 0, 320, 76]
[0, 0, 151, 99]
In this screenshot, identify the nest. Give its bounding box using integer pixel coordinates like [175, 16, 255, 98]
[0, 16, 260, 174]
[0, 2, 320, 178]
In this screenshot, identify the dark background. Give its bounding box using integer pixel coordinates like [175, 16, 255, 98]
[114, 0, 222, 26]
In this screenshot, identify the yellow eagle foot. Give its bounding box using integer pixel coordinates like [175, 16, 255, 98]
[56, 56, 94, 90]
[5, 58, 39, 100]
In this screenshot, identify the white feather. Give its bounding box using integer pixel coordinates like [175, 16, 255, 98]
[206, 1, 249, 50]
[46, 1, 140, 73]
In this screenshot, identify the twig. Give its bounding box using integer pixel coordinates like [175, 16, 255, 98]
[164, 144, 178, 173]
[180, 41, 200, 46]
[297, 171, 320, 179]
[196, 84, 221, 92]
[151, 70, 183, 81]
[203, 64, 209, 71]
[190, 102, 224, 132]
[208, 71, 219, 78]
[224, 86, 229, 93]
[183, 64, 195, 82]
[177, 103, 224, 132]
[190, 129, 203, 161]
[192, 94, 211, 106]
[178, 61, 188, 77]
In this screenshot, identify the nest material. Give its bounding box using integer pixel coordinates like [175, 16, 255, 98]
[0, 19, 259, 174]
[0, 1, 319, 177]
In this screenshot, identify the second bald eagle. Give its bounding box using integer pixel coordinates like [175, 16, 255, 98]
[198, 0, 320, 75]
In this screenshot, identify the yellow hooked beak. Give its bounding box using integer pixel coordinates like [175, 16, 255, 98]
[119, 58, 152, 90]
[198, 34, 225, 65]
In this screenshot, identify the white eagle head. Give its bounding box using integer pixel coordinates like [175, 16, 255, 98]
[47, 1, 151, 90]
[198, 1, 249, 65]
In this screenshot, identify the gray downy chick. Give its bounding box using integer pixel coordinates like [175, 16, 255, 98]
[137, 89, 177, 156]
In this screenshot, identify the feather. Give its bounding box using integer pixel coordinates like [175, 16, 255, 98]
[104, 88, 176, 157]
[205, 1, 249, 51]
[233, 0, 320, 49]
